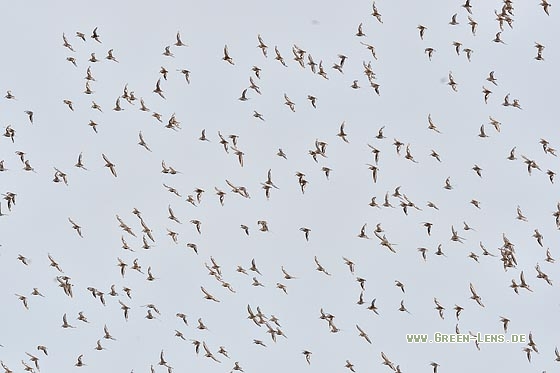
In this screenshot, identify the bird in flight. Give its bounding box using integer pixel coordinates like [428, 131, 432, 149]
[91, 27, 101, 42]
[223, 45, 234, 65]
[469, 283, 485, 307]
[102, 154, 117, 177]
[175, 31, 187, 46]
[68, 218, 83, 238]
[201, 286, 220, 302]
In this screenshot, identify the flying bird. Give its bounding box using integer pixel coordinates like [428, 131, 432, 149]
[90, 27, 101, 42]
[469, 283, 485, 307]
[102, 154, 117, 177]
[68, 218, 83, 238]
[201, 286, 220, 302]
[223, 45, 234, 65]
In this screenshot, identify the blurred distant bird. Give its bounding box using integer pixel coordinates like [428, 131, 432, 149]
[68, 218, 83, 238]
[417, 25, 427, 39]
[175, 31, 187, 46]
[223, 45, 234, 65]
[102, 154, 117, 177]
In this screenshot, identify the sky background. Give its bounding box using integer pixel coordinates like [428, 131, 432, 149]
[1, 0, 559, 372]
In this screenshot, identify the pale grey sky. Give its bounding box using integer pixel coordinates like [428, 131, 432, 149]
[1, 0, 559, 372]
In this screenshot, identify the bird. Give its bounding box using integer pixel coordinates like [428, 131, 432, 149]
[448, 71, 458, 91]
[314, 256, 331, 276]
[223, 45, 234, 65]
[31, 287, 45, 297]
[146, 266, 157, 281]
[449, 13, 459, 25]
[23, 160, 36, 173]
[253, 339, 266, 347]
[469, 283, 485, 307]
[398, 299, 411, 314]
[161, 45, 175, 58]
[202, 342, 221, 362]
[106, 49, 119, 62]
[88, 52, 101, 63]
[232, 361, 244, 372]
[500, 316, 510, 333]
[533, 229, 544, 247]
[257, 220, 269, 232]
[451, 225, 465, 243]
[102, 325, 116, 340]
[175, 31, 186, 46]
[487, 71, 498, 86]
[15, 294, 29, 310]
[434, 298, 445, 320]
[545, 248, 555, 263]
[274, 46, 287, 66]
[452, 41, 462, 55]
[63, 99, 74, 111]
[482, 87, 492, 103]
[113, 97, 124, 111]
[337, 121, 350, 142]
[300, 227, 311, 241]
[493, 32, 506, 44]
[425, 47, 435, 60]
[356, 22, 366, 37]
[345, 360, 355, 372]
[248, 76, 261, 94]
[153, 78, 165, 99]
[371, 2, 383, 22]
[541, 0, 551, 15]
[417, 247, 428, 261]
[522, 347, 532, 362]
[73, 31, 86, 42]
[137, 132, 151, 152]
[422, 222, 433, 236]
[68, 218, 83, 238]
[302, 350, 312, 365]
[430, 361, 440, 373]
[535, 263, 553, 286]
[284, 93, 295, 112]
[24, 110, 33, 124]
[256, 34, 268, 57]
[427, 114, 441, 133]
[467, 16, 478, 34]
[201, 286, 220, 302]
[281, 266, 297, 279]
[102, 154, 117, 177]
[366, 164, 378, 184]
[61, 313, 75, 328]
[238, 88, 249, 101]
[75, 354, 86, 367]
[454, 305, 464, 320]
[252, 277, 264, 287]
[356, 324, 372, 343]
[528, 331, 539, 353]
[381, 352, 396, 371]
[463, 48, 473, 61]
[89, 26, 101, 42]
[251, 65, 262, 79]
[93, 339, 107, 352]
[461, 0, 473, 13]
[417, 25, 427, 39]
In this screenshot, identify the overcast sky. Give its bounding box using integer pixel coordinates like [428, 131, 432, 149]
[1, 0, 559, 372]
